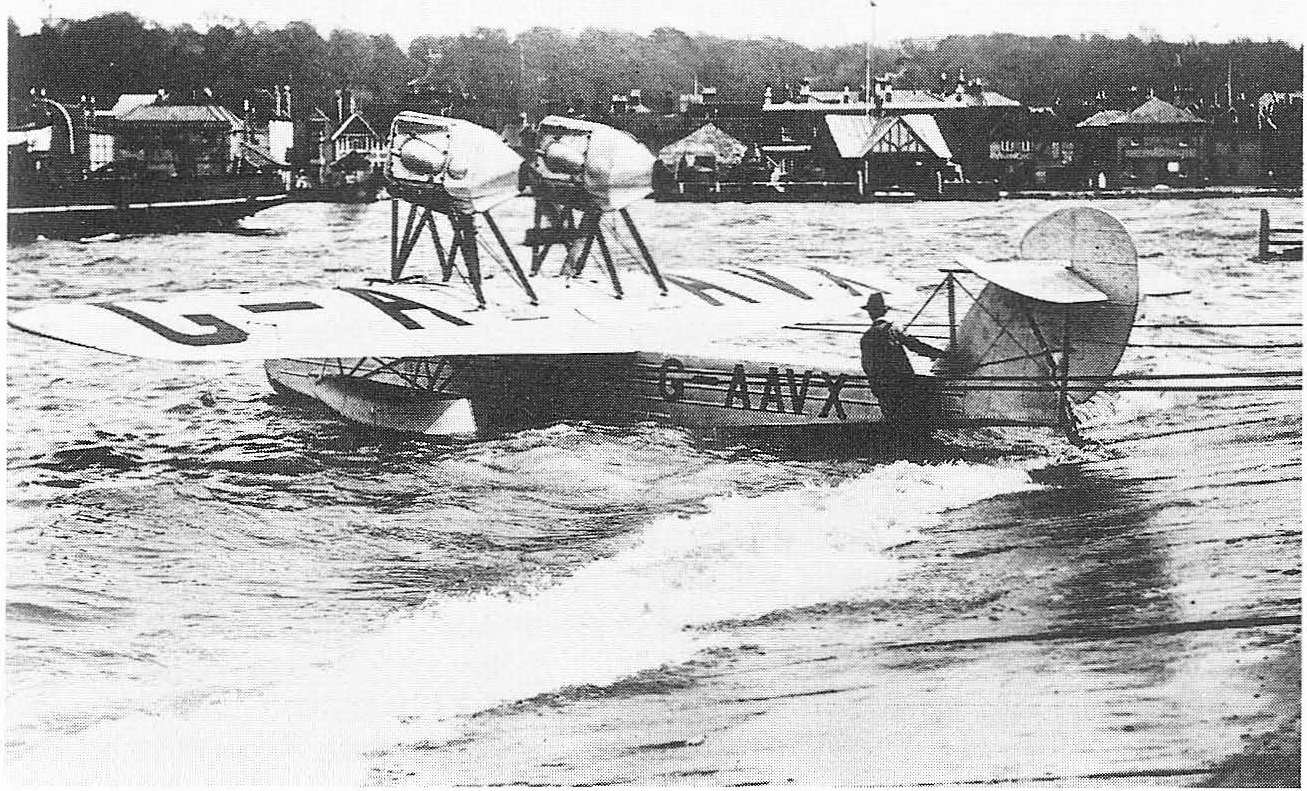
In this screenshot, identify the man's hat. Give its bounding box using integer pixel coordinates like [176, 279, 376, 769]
[862, 292, 887, 313]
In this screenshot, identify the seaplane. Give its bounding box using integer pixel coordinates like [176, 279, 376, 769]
[11, 112, 1292, 445]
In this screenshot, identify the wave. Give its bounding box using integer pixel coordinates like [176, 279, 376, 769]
[7, 460, 1036, 785]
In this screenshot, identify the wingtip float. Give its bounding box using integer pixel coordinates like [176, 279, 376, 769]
[17, 116, 1285, 444]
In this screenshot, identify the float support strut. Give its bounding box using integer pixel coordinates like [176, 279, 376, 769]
[389, 198, 400, 280]
[619, 207, 668, 294]
[483, 211, 538, 304]
[593, 225, 623, 299]
[451, 213, 486, 307]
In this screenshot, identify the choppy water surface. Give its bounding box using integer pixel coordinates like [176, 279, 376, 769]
[6, 197, 1301, 785]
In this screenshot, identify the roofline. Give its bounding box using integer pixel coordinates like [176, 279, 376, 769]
[331, 111, 379, 141]
[764, 98, 1021, 112]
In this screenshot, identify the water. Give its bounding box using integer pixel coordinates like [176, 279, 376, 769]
[6, 197, 1301, 785]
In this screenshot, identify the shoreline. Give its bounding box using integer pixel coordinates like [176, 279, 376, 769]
[654, 185, 1302, 204]
[1009, 186, 1303, 201]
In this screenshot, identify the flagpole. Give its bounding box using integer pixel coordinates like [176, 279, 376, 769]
[865, 1, 877, 112]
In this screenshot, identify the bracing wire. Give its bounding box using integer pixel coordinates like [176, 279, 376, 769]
[474, 231, 530, 296]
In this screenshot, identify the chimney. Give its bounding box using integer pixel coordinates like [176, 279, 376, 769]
[283, 85, 292, 117]
[764, 84, 773, 105]
[702, 86, 718, 104]
[335, 89, 344, 124]
[611, 93, 627, 114]
[842, 84, 852, 103]
[799, 78, 811, 102]
[629, 88, 642, 108]
[939, 72, 950, 94]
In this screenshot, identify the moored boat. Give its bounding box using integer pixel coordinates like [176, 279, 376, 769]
[7, 168, 288, 239]
[8, 94, 289, 239]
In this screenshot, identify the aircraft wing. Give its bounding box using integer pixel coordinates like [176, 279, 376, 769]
[9, 266, 886, 362]
[8, 283, 634, 361]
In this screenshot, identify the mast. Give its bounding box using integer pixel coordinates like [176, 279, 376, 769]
[864, 1, 876, 111]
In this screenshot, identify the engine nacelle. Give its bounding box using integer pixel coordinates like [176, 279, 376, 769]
[385, 112, 522, 215]
[527, 116, 653, 212]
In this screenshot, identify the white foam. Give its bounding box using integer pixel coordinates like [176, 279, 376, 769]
[8, 461, 1037, 786]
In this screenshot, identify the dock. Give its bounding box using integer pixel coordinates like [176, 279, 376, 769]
[1257, 208, 1304, 261]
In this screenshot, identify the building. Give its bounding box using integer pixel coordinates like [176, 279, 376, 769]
[1075, 96, 1206, 189]
[759, 75, 1023, 182]
[326, 96, 387, 187]
[818, 113, 954, 194]
[985, 107, 1078, 189]
[1205, 121, 1264, 186]
[657, 122, 751, 190]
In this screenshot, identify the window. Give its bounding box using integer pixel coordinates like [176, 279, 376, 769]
[89, 133, 114, 170]
[1167, 161, 1181, 173]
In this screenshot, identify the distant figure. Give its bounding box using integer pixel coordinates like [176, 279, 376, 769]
[859, 292, 948, 424]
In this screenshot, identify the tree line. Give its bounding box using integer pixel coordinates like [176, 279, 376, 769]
[8, 13, 1303, 122]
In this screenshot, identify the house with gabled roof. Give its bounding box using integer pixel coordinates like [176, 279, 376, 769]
[1076, 96, 1207, 189]
[329, 111, 386, 173]
[817, 113, 956, 194]
[310, 104, 390, 195]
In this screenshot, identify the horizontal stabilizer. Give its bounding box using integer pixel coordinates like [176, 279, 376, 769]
[955, 255, 1110, 304]
[950, 206, 1139, 424]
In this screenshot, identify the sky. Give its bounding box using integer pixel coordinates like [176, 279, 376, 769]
[8, 0, 1306, 46]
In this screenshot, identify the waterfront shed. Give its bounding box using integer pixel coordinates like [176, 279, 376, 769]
[658, 122, 749, 170]
[820, 113, 953, 194]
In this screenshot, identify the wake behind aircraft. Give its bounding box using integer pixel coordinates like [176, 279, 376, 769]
[12, 113, 1289, 444]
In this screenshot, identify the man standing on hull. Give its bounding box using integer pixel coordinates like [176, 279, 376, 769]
[859, 292, 949, 425]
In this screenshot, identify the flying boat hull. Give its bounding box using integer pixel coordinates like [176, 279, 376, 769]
[262, 351, 939, 437]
